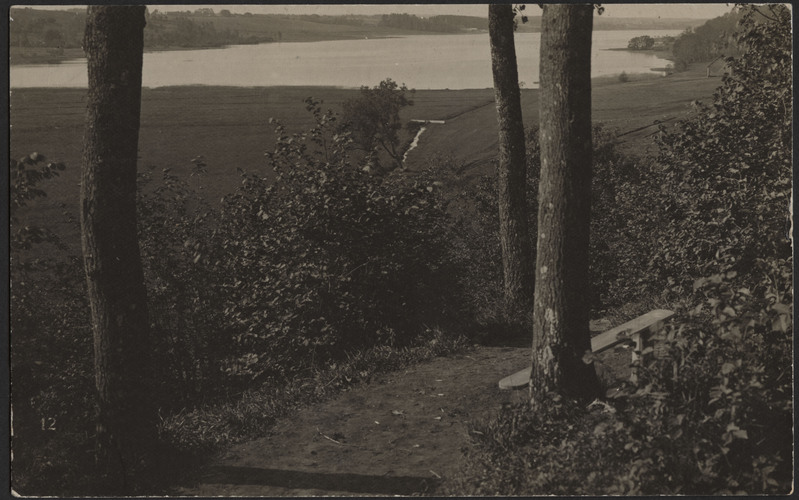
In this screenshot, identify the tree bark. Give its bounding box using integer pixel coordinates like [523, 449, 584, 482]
[531, 4, 601, 402]
[488, 4, 535, 321]
[81, 5, 152, 490]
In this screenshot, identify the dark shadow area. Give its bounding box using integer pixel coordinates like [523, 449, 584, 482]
[203, 465, 441, 495]
[473, 322, 530, 348]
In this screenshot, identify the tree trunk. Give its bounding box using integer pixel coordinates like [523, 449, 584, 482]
[531, 4, 601, 402]
[81, 5, 152, 491]
[488, 4, 535, 322]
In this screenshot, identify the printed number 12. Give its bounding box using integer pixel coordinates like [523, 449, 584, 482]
[41, 417, 56, 431]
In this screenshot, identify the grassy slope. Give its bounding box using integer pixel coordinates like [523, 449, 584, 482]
[10, 64, 718, 256]
[405, 64, 720, 175]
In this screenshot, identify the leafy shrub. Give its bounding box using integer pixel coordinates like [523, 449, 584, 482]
[138, 99, 466, 393]
[447, 258, 792, 495]
[652, 4, 791, 293]
[627, 35, 654, 50]
[670, 9, 741, 67]
[10, 155, 96, 495]
[608, 257, 793, 494]
[447, 7, 792, 495]
[137, 166, 234, 407]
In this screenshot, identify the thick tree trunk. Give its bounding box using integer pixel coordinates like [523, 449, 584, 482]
[488, 4, 535, 321]
[531, 4, 601, 402]
[81, 5, 152, 490]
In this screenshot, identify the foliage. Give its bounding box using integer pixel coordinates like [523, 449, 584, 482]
[135, 98, 468, 395]
[340, 78, 415, 171]
[9, 8, 86, 49]
[137, 167, 233, 407]
[10, 153, 67, 252]
[584, 4, 792, 309]
[671, 9, 741, 67]
[652, 3, 791, 293]
[12, 98, 472, 494]
[627, 35, 654, 50]
[447, 6, 792, 495]
[447, 259, 792, 495]
[8, 7, 272, 53]
[10, 155, 96, 495]
[195, 98, 464, 385]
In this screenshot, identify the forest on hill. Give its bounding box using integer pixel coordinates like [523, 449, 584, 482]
[9, 7, 493, 53]
[10, 6, 711, 55]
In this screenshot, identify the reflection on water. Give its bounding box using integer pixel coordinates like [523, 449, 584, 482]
[10, 30, 680, 89]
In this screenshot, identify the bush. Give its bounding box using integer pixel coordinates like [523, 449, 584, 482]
[446, 7, 792, 495]
[652, 4, 791, 293]
[447, 258, 792, 495]
[10, 155, 96, 495]
[137, 165, 233, 407]
[138, 98, 467, 394]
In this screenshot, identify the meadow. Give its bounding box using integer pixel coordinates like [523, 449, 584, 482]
[10, 64, 719, 257]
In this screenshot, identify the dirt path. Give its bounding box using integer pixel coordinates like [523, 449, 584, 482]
[176, 346, 533, 496]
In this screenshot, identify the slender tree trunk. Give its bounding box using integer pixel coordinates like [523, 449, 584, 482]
[81, 5, 152, 491]
[489, 4, 535, 321]
[531, 4, 601, 402]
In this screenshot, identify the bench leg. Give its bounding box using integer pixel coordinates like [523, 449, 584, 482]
[630, 333, 642, 384]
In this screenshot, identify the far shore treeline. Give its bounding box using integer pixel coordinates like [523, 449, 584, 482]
[10, 6, 710, 65]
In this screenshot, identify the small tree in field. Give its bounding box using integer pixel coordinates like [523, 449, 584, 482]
[341, 78, 414, 171]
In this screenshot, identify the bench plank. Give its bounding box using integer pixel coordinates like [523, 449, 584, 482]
[498, 309, 674, 390]
[498, 367, 532, 390]
[590, 309, 674, 354]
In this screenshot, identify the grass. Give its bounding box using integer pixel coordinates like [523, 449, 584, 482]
[160, 329, 469, 456]
[406, 63, 720, 175]
[10, 63, 720, 259]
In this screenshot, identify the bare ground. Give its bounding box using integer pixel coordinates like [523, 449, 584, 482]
[175, 345, 532, 496]
[175, 334, 628, 497]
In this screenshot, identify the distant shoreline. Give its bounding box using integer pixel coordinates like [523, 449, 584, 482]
[12, 33, 683, 67]
[605, 46, 675, 60]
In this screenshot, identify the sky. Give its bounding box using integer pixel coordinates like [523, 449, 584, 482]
[30, 3, 736, 20]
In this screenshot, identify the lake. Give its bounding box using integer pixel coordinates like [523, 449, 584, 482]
[10, 30, 680, 89]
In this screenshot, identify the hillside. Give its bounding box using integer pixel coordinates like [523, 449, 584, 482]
[516, 15, 708, 32]
[10, 7, 711, 66]
[9, 8, 484, 60]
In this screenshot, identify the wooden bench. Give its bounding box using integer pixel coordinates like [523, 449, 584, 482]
[498, 309, 675, 390]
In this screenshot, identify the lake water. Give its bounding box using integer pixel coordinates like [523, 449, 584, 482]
[10, 30, 680, 89]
